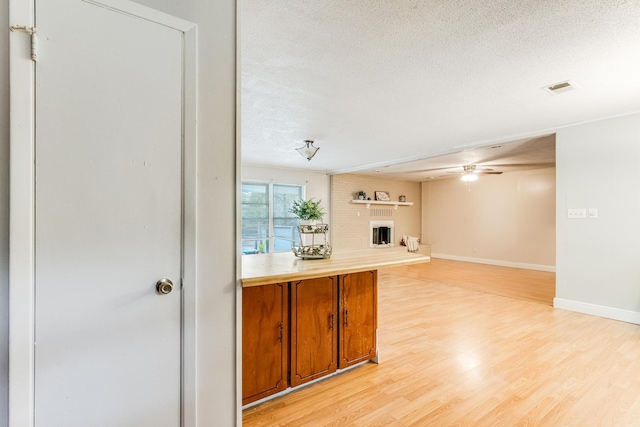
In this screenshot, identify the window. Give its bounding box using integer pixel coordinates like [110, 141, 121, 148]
[241, 183, 269, 254]
[241, 182, 303, 254]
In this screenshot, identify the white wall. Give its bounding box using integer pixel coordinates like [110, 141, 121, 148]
[556, 113, 640, 323]
[1, 0, 10, 425]
[423, 168, 556, 271]
[2, 0, 236, 426]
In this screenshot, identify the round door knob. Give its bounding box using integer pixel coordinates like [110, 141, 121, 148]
[156, 278, 174, 295]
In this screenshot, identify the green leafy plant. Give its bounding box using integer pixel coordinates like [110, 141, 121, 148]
[289, 198, 325, 221]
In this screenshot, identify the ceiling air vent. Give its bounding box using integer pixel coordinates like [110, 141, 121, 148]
[542, 80, 579, 95]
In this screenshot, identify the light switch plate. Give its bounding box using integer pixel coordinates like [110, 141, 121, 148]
[568, 208, 587, 219]
[588, 208, 598, 218]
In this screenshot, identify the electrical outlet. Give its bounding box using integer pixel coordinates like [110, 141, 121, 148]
[567, 208, 587, 219]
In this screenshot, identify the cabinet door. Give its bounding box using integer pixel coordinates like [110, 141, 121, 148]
[242, 283, 288, 405]
[290, 276, 337, 387]
[339, 271, 378, 368]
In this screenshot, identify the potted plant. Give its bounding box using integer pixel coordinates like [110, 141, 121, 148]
[357, 191, 366, 200]
[289, 198, 325, 224]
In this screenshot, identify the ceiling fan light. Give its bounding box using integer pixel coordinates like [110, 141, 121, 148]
[296, 140, 319, 161]
[461, 173, 478, 182]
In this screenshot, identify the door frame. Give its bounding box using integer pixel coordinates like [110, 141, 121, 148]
[8, 1, 198, 426]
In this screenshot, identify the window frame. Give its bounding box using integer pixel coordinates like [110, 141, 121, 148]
[241, 181, 305, 254]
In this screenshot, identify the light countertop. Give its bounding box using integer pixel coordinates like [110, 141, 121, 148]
[241, 246, 430, 287]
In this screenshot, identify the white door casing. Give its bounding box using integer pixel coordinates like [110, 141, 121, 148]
[9, 0, 197, 426]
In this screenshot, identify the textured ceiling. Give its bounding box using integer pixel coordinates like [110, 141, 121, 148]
[241, 0, 640, 179]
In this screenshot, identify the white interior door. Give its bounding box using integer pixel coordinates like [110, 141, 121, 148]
[32, 1, 188, 425]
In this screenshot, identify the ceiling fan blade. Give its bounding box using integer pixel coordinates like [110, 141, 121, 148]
[477, 171, 503, 174]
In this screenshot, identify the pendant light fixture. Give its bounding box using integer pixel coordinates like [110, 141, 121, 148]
[296, 140, 319, 161]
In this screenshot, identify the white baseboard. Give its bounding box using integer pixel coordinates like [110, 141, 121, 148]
[554, 298, 640, 325]
[430, 253, 556, 272]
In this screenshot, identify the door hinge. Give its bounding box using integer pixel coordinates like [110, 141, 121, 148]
[10, 25, 37, 62]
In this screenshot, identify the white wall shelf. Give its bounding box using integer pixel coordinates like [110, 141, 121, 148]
[350, 199, 414, 209]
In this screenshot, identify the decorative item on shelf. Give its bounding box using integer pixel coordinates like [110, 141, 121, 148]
[357, 191, 366, 200]
[374, 191, 390, 201]
[289, 198, 331, 259]
[399, 195, 406, 202]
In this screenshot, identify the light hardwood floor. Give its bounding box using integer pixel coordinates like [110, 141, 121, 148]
[243, 259, 640, 426]
[394, 258, 556, 306]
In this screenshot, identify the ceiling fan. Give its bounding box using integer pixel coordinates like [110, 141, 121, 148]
[453, 165, 502, 182]
[396, 162, 555, 179]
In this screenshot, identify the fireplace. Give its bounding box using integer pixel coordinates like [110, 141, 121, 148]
[370, 221, 394, 247]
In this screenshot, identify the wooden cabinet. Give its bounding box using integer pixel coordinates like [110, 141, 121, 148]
[339, 271, 377, 368]
[242, 271, 378, 404]
[242, 283, 288, 405]
[290, 276, 338, 387]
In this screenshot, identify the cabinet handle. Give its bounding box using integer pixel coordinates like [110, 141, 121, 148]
[278, 322, 283, 342]
[330, 313, 334, 330]
[345, 310, 349, 327]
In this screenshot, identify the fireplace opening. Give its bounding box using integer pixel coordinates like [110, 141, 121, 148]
[372, 227, 390, 245]
[370, 221, 394, 247]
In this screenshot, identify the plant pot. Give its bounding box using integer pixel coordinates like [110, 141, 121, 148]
[294, 223, 331, 259]
[299, 220, 318, 246]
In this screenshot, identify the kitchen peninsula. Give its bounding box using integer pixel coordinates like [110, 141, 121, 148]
[241, 247, 430, 405]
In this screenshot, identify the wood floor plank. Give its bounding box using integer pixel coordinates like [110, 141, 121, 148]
[385, 258, 556, 305]
[242, 259, 640, 426]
